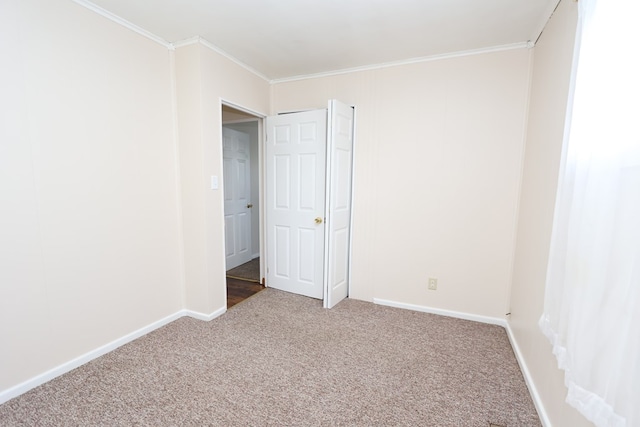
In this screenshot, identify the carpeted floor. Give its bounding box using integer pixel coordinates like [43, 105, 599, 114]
[226, 257, 260, 282]
[0, 289, 541, 426]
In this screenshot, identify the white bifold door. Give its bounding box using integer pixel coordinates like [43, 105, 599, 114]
[266, 100, 354, 308]
[223, 127, 253, 270]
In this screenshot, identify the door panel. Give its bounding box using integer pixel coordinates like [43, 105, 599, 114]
[274, 155, 290, 209]
[324, 100, 355, 308]
[266, 110, 327, 299]
[299, 154, 318, 209]
[274, 225, 290, 277]
[223, 127, 252, 270]
[298, 227, 317, 284]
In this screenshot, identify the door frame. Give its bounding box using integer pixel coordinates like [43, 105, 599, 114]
[219, 99, 357, 305]
[220, 99, 266, 285]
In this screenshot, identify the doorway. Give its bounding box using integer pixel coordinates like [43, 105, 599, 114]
[220, 100, 355, 310]
[265, 100, 355, 308]
[222, 103, 264, 308]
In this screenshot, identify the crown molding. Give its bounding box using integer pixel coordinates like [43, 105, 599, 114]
[271, 42, 529, 84]
[71, 0, 533, 86]
[529, 0, 563, 46]
[72, 1, 270, 82]
[170, 36, 200, 49]
[71, 0, 171, 48]
[170, 37, 270, 83]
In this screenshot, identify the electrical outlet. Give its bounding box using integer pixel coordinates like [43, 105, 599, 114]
[428, 277, 437, 290]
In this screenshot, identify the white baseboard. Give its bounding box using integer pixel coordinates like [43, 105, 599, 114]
[1, 299, 549, 427]
[373, 298, 507, 326]
[183, 306, 226, 321]
[0, 306, 226, 405]
[504, 322, 552, 427]
[371, 298, 550, 426]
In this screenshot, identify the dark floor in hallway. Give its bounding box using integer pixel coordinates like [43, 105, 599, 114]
[226, 277, 264, 308]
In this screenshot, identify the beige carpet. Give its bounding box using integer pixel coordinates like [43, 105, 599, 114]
[0, 289, 541, 426]
[226, 257, 260, 282]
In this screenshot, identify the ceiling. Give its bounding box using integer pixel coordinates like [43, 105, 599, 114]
[81, 0, 557, 81]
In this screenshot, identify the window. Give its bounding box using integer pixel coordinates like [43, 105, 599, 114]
[539, 0, 640, 426]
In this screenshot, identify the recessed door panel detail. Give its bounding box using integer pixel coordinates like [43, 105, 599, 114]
[299, 122, 317, 143]
[274, 225, 291, 278]
[237, 159, 248, 201]
[334, 148, 351, 211]
[330, 228, 349, 289]
[298, 227, 316, 284]
[237, 212, 249, 254]
[223, 134, 233, 150]
[275, 125, 291, 145]
[299, 154, 316, 211]
[223, 158, 233, 202]
[337, 113, 352, 138]
[274, 155, 291, 210]
[225, 215, 235, 257]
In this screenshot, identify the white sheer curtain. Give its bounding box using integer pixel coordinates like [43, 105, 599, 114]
[539, 0, 640, 426]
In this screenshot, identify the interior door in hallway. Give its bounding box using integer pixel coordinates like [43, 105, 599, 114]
[223, 127, 253, 270]
[266, 110, 327, 299]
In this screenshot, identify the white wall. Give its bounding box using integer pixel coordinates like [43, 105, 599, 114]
[272, 49, 531, 319]
[0, 0, 182, 392]
[175, 42, 270, 315]
[508, 1, 592, 425]
[0, 3, 590, 425]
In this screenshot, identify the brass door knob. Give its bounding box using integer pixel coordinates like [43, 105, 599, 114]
[315, 217, 323, 224]
[247, 203, 253, 208]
